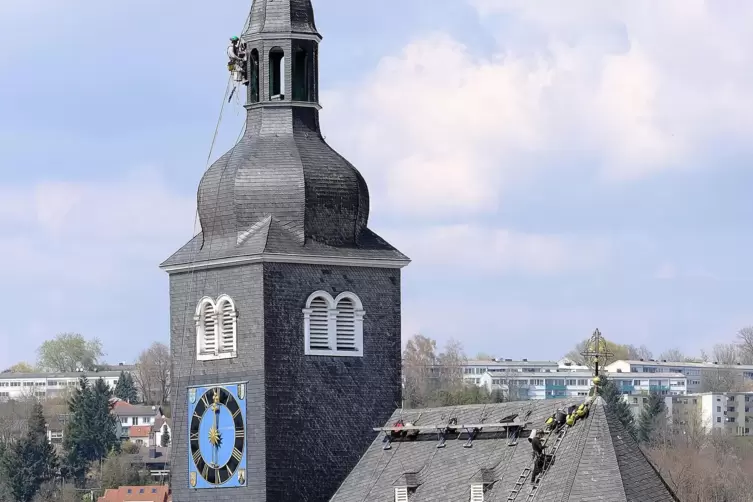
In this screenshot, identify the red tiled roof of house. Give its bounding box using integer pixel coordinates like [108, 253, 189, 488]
[97, 485, 169, 502]
[128, 426, 152, 438]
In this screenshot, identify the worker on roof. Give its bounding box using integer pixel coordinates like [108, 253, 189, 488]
[566, 412, 576, 427]
[554, 408, 567, 432]
[577, 403, 589, 419]
[544, 414, 556, 433]
[529, 429, 551, 485]
[227, 36, 248, 85]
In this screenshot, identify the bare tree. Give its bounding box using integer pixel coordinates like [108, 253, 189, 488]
[436, 338, 466, 391]
[647, 411, 753, 502]
[402, 334, 439, 408]
[564, 339, 589, 365]
[711, 343, 740, 364]
[702, 367, 744, 393]
[629, 344, 653, 361]
[658, 348, 686, 362]
[737, 326, 753, 364]
[135, 343, 171, 406]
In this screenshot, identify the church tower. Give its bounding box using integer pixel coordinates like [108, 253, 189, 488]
[160, 1, 409, 501]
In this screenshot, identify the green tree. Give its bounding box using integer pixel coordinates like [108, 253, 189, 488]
[637, 393, 666, 444]
[160, 428, 171, 447]
[37, 333, 104, 372]
[62, 377, 119, 487]
[1, 402, 59, 502]
[596, 374, 635, 436]
[114, 372, 138, 404]
[1, 362, 35, 374]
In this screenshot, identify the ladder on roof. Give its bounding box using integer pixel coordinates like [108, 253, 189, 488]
[525, 427, 568, 502]
[506, 468, 531, 502]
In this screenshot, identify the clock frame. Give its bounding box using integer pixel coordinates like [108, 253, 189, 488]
[187, 383, 248, 489]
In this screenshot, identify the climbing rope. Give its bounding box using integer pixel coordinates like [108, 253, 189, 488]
[172, 12, 252, 476]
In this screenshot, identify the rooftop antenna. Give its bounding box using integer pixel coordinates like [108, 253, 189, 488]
[580, 328, 613, 395]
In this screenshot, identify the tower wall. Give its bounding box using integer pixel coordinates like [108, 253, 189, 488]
[263, 263, 403, 501]
[169, 264, 267, 502]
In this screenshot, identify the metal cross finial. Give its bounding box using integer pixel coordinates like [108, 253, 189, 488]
[580, 328, 613, 378]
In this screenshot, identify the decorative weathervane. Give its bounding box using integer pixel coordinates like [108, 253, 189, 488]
[580, 328, 613, 379]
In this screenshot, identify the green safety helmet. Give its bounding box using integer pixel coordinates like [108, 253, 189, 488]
[230, 36, 240, 42]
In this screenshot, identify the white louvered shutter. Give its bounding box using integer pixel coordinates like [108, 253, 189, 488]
[470, 483, 484, 502]
[336, 298, 356, 351]
[220, 301, 235, 353]
[201, 304, 217, 355]
[394, 486, 409, 502]
[308, 297, 330, 350]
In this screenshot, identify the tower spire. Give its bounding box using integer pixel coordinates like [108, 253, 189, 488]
[241, 0, 321, 108]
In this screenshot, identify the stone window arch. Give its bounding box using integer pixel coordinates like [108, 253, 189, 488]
[303, 291, 364, 357]
[195, 295, 238, 361]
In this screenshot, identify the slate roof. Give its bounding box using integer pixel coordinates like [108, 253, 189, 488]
[331, 398, 678, 502]
[160, 216, 408, 269]
[247, 0, 319, 37]
[111, 401, 159, 417]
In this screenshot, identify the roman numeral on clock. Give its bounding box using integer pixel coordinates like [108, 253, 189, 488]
[232, 447, 243, 463]
[192, 449, 202, 466]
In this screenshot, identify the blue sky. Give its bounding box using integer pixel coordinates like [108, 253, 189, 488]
[1, 0, 752, 369]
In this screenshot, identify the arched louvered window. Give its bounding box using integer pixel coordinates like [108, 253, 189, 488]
[195, 295, 238, 361]
[308, 296, 330, 350]
[216, 295, 238, 356]
[336, 297, 356, 351]
[195, 298, 217, 359]
[303, 291, 364, 357]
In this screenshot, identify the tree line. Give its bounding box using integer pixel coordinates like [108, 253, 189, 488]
[3, 333, 170, 406]
[0, 377, 154, 502]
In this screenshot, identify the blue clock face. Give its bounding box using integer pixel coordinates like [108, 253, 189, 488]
[187, 384, 247, 489]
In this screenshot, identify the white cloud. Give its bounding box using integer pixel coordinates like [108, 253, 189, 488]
[0, 168, 195, 285]
[386, 225, 609, 276]
[321, 0, 753, 216]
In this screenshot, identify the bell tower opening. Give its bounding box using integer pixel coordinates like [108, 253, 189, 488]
[249, 49, 260, 103]
[269, 47, 285, 100]
[292, 41, 316, 102]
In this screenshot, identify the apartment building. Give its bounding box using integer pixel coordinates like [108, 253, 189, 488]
[665, 392, 753, 435]
[480, 370, 594, 400]
[605, 359, 753, 393]
[463, 358, 590, 385]
[0, 370, 124, 401]
[481, 368, 688, 404]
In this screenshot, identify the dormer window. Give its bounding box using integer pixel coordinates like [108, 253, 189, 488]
[394, 486, 409, 502]
[195, 295, 238, 361]
[303, 291, 364, 357]
[470, 483, 484, 501]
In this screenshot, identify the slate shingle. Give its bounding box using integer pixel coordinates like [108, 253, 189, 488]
[331, 398, 680, 502]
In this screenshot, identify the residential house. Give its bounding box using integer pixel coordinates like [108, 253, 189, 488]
[153, 417, 171, 447]
[112, 401, 162, 440]
[128, 425, 153, 446]
[97, 485, 169, 502]
[123, 446, 171, 484]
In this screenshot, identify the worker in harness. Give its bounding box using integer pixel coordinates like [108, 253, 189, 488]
[553, 408, 567, 432]
[227, 36, 248, 85]
[528, 429, 551, 485]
